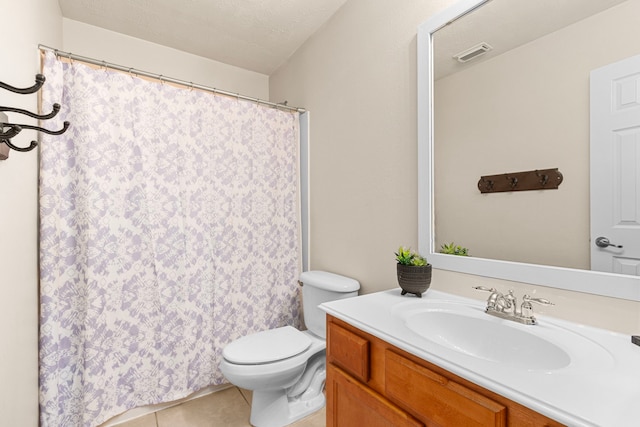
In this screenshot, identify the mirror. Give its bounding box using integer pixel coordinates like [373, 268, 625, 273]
[417, 0, 640, 301]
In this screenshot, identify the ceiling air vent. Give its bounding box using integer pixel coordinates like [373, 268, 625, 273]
[453, 42, 493, 63]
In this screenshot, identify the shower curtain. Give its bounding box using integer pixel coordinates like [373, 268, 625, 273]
[38, 51, 302, 427]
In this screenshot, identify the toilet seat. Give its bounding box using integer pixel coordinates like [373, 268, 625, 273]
[223, 326, 312, 365]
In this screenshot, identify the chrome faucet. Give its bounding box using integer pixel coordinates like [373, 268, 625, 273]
[473, 286, 553, 325]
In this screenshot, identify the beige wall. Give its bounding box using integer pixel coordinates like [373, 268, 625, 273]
[435, 0, 640, 269]
[62, 19, 269, 100]
[270, 0, 454, 289]
[0, 1, 62, 425]
[270, 0, 640, 334]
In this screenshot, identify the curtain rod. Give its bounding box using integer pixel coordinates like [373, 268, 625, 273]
[38, 45, 306, 113]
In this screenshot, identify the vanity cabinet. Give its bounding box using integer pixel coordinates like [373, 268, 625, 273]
[326, 315, 565, 427]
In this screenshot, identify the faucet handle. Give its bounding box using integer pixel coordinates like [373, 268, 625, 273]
[522, 295, 554, 306]
[472, 285, 496, 293]
[520, 295, 553, 324]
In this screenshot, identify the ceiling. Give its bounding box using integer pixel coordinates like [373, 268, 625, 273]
[433, 0, 629, 80]
[57, 0, 348, 75]
[59, 0, 629, 79]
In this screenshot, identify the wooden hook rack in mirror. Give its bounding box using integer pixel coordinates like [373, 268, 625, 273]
[477, 168, 563, 193]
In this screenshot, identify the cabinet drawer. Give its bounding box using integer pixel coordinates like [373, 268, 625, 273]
[385, 350, 506, 427]
[327, 322, 370, 383]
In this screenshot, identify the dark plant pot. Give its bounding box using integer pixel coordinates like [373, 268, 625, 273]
[397, 264, 432, 298]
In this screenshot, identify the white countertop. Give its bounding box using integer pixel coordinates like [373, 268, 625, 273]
[320, 288, 640, 427]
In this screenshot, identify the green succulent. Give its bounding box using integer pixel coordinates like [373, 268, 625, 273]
[395, 246, 428, 266]
[439, 242, 469, 256]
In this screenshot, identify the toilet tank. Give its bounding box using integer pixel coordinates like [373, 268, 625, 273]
[299, 270, 359, 338]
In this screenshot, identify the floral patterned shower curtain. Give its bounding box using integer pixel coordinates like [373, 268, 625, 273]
[38, 51, 302, 427]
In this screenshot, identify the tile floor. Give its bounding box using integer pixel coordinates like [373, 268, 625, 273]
[108, 387, 325, 427]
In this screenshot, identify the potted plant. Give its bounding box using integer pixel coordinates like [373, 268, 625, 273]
[439, 242, 470, 256]
[395, 246, 432, 298]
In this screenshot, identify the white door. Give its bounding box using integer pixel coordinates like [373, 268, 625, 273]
[590, 54, 640, 275]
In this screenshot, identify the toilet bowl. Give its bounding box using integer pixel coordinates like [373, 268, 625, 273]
[219, 271, 360, 427]
[220, 328, 327, 427]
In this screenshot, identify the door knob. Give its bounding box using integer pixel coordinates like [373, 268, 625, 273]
[595, 236, 623, 248]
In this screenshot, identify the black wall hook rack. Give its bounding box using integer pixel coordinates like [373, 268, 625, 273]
[477, 168, 563, 193]
[0, 74, 70, 159]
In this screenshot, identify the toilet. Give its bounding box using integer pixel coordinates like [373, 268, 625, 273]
[220, 270, 360, 427]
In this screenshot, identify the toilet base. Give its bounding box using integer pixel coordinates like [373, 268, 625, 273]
[249, 370, 326, 427]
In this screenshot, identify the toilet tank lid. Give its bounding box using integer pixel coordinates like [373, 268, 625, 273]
[299, 271, 360, 292]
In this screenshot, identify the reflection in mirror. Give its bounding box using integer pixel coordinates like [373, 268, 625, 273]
[434, 0, 637, 270]
[417, 0, 640, 300]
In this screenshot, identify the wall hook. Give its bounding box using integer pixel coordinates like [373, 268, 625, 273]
[486, 178, 494, 190]
[0, 74, 46, 94]
[505, 174, 518, 188]
[1, 138, 37, 152]
[0, 124, 22, 139]
[535, 170, 549, 186]
[9, 121, 70, 136]
[477, 177, 494, 192]
[0, 103, 61, 120]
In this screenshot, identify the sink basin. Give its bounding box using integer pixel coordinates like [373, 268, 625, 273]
[396, 301, 614, 372]
[406, 310, 570, 370]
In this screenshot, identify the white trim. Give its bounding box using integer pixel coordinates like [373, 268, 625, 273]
[300, 112, 310, 272]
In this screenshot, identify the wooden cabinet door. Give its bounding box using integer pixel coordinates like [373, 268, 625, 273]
[327, 321, 370, 383]
[327, 364, 424, 427]
[385, 350, 506, 427]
